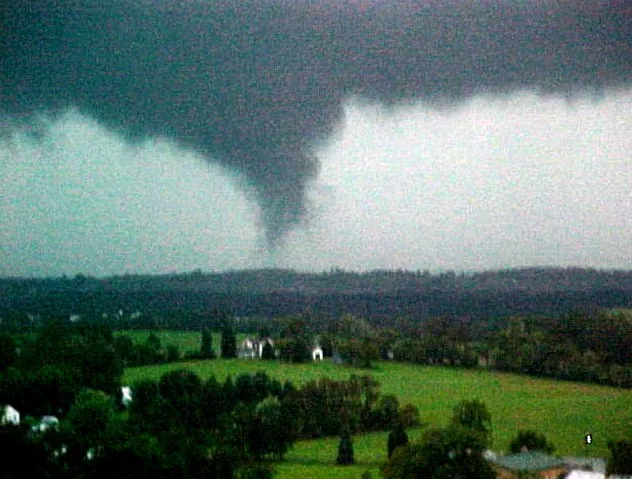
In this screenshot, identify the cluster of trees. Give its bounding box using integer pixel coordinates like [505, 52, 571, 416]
[4, 268, 631, 327]
[491, 311, 632, 387]
[318, 310, 632, 389]
[282, 375, 420, 439]
[0, 368, 418, 478]
[381, 400, 495, 479]
[0, 322, 122, 416]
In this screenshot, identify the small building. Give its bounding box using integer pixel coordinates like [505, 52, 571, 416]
[238, 337, 274, 359]
[1, 405, 20, 426]
[121, 386, 133, 407]
[312, 346, 323, 361]
[483, 449, 498, 461]
[566, 471, 605, 479]
[563, 457, 606, 474]
[490, 451, 567, 479]
[34, 415, 59, 433]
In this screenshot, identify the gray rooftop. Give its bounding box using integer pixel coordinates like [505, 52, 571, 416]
[491, 451, 565, 472]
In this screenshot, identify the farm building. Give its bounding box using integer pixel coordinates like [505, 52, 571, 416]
[238, 337, 274, 359]
[311, 346, 323, 360]
[33, 415, 59, 433]
[490, 451, 566, 479]
[121, 386, 133, 407]
[1, 405, 20, 426]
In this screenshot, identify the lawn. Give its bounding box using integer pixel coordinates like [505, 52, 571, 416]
[119, 330, 631, 478]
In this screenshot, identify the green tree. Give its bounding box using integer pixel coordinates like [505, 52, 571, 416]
[166, 344, 180, 362]
[66, 388, 116, 458]
[388, 423, 409, 458]
[451, 400, 492, 446]
[509, 430, 555, 454]
[254, 396, 295, 459]
[200, 329, 215, 359]
[399, 403, 422, 429]
[261, 340, 275, 360]
[114, 335, 135, 364]
[382, 426, 495, 479]
[0, 333, 17, 372]
[374, 394, 400, 430]
[158, 369, 204, 428]
[146, 332, 162, 351]
[336, 424, 355, 465]
[221, 324, 237, 359]
[607, 438, 632, 475]
[278, 317, 311, 363]
[278, 338, 310, 363]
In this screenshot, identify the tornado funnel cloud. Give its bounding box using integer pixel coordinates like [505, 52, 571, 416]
[2, 0, 631, 246]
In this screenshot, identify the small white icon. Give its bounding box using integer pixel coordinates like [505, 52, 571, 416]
[585, 434, 592, 444]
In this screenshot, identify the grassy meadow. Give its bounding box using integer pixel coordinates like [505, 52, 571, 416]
[120, 330, 632, 479]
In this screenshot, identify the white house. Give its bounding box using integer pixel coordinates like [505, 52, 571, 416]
[239, 338, 258, 359]
[483, 449, 497, 461]
[35, 415, 59, 433]
[312, 346, 323, 361]
[238, 337, 274, 359]
[121, 386, 133, 407]
[1, 405, 20, 426]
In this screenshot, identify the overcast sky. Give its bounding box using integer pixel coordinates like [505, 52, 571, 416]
[2, 89, 631, 277]
[2, 1, 631, 277]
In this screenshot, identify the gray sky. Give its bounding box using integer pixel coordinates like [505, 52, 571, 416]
[2, 1, 631, 277]
[2, 90, 631, 277]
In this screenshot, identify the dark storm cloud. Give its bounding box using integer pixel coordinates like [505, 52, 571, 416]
[2, 0, 631, 245]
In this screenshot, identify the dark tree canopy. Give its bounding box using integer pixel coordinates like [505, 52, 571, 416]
[608, 438, 632, 476]
[221, 325, 237, 359]
[261, 340, 275, 360]
[451, 400, 492, 446]
[388, 423, 409, 459]
[200, 329, 215, 359]
[509, 430, 555, 454]
[382, 426, 496, 479]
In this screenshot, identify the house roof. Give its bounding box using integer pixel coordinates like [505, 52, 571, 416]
[491, 451, 565, 472]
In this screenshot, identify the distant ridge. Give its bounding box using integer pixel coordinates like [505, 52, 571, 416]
[1, 267, 631, 323]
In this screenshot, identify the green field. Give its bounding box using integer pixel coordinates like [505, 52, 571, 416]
[119, 330, 632, 479]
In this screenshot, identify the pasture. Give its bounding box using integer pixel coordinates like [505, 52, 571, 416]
[120, 330, 632, 479]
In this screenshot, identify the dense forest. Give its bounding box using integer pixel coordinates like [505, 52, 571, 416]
[1, 268, 631, 330]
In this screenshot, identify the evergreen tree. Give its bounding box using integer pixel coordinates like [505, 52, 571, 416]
[261, 340, 275, 360]
[201, 330, 215, 359]
[0, 333, 17, 372]
[387, 423, 409, 458]
[221, 325, 237, 359]
[336, 425, 355, 465]
[166, 344, 180, 362]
